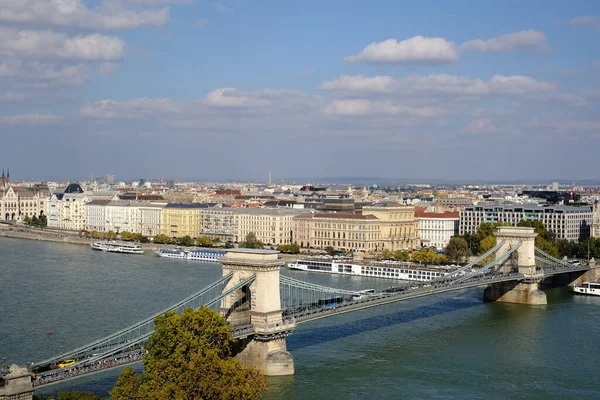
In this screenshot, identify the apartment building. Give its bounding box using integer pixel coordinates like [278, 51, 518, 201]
[200, 206, 235, 242]
[233, 208, 308, 245]
[161, 203, 209, 238]
[459, 204, 593, 241]
[416, 211, 459, 250]
[293, 212, 382, 252]
[362, 202, 420, 250]
[139, 203, 166, 237]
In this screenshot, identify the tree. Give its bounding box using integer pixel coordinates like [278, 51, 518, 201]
[240, 232, 264, 249]
[31, 215, 39, 226]
[411, 248, 436, 264]
[176, 235, 194, 247]
[23, 215, 31, 225]
[38, 214, 47, 227]
[153, 234, 171, 244]
[381, 249, 393, 260]
[517, 220, 559, 256]
[57, 392, 104, 400]
[197, 236, 215, 247]
[110, 307, 268, 400]
[106, 230, 117, 240]
[324, 246, 336, 256]
[277, 243, 300, 254]
[120, 231, 133, 241]
[445, 237, 470, 263]
[392, 250, 410, 261]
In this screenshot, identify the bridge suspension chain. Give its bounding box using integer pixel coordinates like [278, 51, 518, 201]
[451, 242, 521, 284]
[31, 272, 235, 369]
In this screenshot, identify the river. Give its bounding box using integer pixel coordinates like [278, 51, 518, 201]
[1, 237, 599, 399]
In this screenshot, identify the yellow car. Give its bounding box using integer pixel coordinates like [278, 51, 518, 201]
[58, 359, 76, 368]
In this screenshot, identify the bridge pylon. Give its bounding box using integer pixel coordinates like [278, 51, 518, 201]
[484, 226, 547, 305]
[221, 249, 295, 376]
[0, 365, 34, 400]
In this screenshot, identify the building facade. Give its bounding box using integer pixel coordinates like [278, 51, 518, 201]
[416, 211, 459, 250]
[293, 212, 382, 252]
[362, 202, 420, 250]
[200, 206, 235, 242]
[85, 200, 111, 232]
[459, 204, 593, 241]
[161, 203, 208, 238]
[140, 204, 166, 237]
[233, 208, 308, 245]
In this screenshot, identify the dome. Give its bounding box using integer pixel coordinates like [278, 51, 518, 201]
[64, 183, 84, 194]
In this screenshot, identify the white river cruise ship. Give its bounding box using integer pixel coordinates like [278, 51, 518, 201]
[155, 248, 226, 262]
[288, 257, 453, 281]
[90, 240, 144, 255]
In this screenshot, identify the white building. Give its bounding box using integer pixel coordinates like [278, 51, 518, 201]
[139, 203, 166, 237]
[105, 201, 142, 234]
[416, 211, 459, 249]
[85, 200, 111, 232]
[459, 204, 593, 242]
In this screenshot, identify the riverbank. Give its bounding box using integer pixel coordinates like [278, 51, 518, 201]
[0, 225, 306, 261]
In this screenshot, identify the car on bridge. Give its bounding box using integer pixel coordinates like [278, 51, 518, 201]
[58, 359, 76, 368]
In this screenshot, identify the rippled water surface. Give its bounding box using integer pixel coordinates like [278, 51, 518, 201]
[1, 237, 599, 399]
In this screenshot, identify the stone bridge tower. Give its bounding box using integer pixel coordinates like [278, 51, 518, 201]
[220, 249, 295, 376]
[484, 226, 547, 305]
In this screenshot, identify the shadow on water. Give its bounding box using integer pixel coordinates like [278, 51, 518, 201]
[288, 291, 483, 351]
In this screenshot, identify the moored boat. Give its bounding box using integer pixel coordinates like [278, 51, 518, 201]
[287, 257, 453, 281]
[90, 240, 144, 254]
[573, 281, 600, 296]
[155, 248, 225, 262]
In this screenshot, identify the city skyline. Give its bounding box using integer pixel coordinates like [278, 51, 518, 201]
[2, 1, 600, 181]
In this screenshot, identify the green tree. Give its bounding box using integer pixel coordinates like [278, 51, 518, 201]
[240, 232, 264, 249]
[277, 243, 300, 254]
[153, 234, 171, 244]
[411, 248, 436, 264]
[392, 250, 410, 261]
[445, 237, 470, 263]
[39, 214, 47, 227]
[31, 215, 39, 226]
[176, 235, 194, 247]
[110, 307, 268, 400]
[57, 392, 104, 400]
[324, 246, 336, 256]
[381, 249, 393, 259]
[120, 231, 133, 241]
[197, 236, 215, 247]
[23, 215, 31, 225]
[106, 230, 117, 240]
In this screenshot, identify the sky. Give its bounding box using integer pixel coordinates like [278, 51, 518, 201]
[1, 0, 600, 183]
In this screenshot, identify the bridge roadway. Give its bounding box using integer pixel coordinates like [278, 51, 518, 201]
[31, 259, 591, 387]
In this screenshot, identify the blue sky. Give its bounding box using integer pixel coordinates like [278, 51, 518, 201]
[1, 0, 599, 182]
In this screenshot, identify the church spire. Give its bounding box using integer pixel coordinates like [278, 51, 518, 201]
[6, 168, 9, 178]
[1, 169, 4, 178]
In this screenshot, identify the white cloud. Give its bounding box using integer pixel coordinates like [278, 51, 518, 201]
[319, 75, 395, 93]
[0, 60, 87, 86]
[466, 118, 498, 133]
[488, 75, 555, 94]
[1, 113, 61, 125]
[0, 28, 125, 61]
[460, 30, 550, 53]
[344, 36, 459, 64]
[569, 16, 598, 26]
[319, 74, 553, 97]
[215, 2, 233, 13]
[80, 98, 178, 118]
[322, 99, 446, 117]
[0, 91, 30, 102]
[0, 0, 169, 30]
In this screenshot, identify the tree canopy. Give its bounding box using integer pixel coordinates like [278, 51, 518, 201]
[445, 237, 470, 263]
[110, 306, 267, 400]
[240, 232, 264, 249]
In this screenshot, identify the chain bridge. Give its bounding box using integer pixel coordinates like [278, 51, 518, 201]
[2, 227, 598, 399]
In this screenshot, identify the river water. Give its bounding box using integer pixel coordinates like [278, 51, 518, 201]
[1, 237, 599, 399]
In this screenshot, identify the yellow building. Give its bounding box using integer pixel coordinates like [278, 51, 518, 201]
[293, 212, 382, 252]
[362, 202, 420, 250]
[234, 208, 309, 245]
[161, 203, 207, 238]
